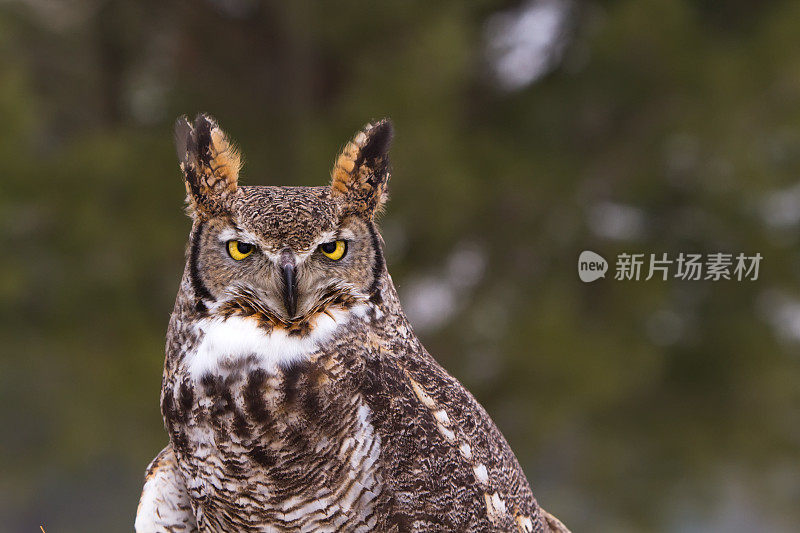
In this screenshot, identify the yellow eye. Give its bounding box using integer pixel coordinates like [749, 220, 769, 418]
[227, 240, 254, 260]
[320, 240, 347, 260]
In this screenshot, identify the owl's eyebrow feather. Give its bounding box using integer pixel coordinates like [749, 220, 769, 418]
[216, 224, 257, 242]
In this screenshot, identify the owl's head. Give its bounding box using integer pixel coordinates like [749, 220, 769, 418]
[175, 114, 392, 328]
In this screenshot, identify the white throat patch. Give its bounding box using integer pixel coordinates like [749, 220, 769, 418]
[187, 305, 360, 380]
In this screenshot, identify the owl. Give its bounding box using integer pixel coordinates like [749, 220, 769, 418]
[135, 114, 569, 533]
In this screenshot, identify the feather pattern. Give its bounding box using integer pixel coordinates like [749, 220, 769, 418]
[136, 117, 569, 533]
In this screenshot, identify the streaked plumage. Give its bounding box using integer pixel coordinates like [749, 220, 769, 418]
[135, 115, 569, 532]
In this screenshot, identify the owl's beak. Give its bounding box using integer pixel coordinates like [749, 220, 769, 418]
[281, 264, 298, 319]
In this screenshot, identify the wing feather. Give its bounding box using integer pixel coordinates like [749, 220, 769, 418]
[135, 445, 197, 533]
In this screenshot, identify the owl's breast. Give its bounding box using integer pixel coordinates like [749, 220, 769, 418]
[162, 310, 383, 531]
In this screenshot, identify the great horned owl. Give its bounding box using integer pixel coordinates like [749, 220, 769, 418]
[135, 115, 569, 533]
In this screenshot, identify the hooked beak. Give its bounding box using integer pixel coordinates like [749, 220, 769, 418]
[281, 263, 298, 319]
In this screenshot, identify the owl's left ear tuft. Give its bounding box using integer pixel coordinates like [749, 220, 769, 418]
[331, 119, 393, 218]
[175, 114, 242, 217]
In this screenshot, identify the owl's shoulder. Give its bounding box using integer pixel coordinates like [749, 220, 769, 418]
[349, 340, 545, 531]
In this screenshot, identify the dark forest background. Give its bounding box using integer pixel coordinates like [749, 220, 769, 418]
[1, 1, 799, 531]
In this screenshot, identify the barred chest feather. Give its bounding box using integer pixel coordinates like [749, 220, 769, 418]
[161, 304, 384, 532]
[141, 115, 567, 533]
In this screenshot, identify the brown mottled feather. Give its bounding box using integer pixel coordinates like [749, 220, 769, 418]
[136, 116, 569, 533]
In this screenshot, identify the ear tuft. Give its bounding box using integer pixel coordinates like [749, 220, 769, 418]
[331, 119, 393, 218]
[175, 114, 242, 216]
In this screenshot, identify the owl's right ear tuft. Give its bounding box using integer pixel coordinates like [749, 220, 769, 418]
[174, 114, 242, 217]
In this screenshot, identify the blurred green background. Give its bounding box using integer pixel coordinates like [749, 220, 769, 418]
[1, 0, 799, 531]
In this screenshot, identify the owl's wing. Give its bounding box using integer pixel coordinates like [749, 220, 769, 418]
[354, 343, 572, 532]
[542, 509, 571, 533]
[135, 445, 197, 533]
